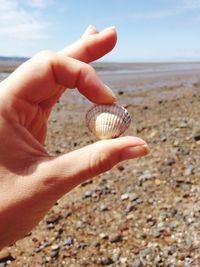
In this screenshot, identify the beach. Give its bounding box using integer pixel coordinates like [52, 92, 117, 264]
[0, 60, 200, 266]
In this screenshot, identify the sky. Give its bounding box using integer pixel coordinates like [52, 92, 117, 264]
[0, 0, 200, 62]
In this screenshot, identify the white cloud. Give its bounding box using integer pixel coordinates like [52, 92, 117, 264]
[182, 0, 200, 9]
[26, 0, 55, 8]
[0, 0, 51, 41]
[126, 0, 200, 21]
[128, 9, 180, 20]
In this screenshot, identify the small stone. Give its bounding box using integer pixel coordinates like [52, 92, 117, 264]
[110, 234, 123, 243]
[51, 250, 59, 259]
[76, 220, 83, 229]
[135, 198, 143, 205]
[173, 139, 180, 146]
[84, 190, 93, 198]
[193, 128, 200, 141]
[178, 120, 189, 128]
[99, 233, 109, 240]
[171, 208, 178, 216]
[101, 258, 114, 266]
[131, 258, 142, 267]
[184, 257, 193, 265]
[166, 159, 175, 166]
[51, 244, 60, 251]
[46, 222, 54, 230]
[125, 203, 137, 214]
[46, 214, 62, 225]
[121, 193, 129, 200]
[161, 135, 167, 142]
[174, 196, 182, 204]
[138, 170, 155, 185]
[117, 165, 125, 171]
[118, 90, 124, 95]
[100, 204, 108, 211]
[181, 146, 190, 155]
[183, 165, 194, 176]
[45, 256, 51, 263]
[120, 257, 127, 264]
[153, 231, 162, 238]
[129, 193, 139, 201]
[63, 236, 74, 246]
[0, 250, 15, 263]
[77, 241, 87, 249]
[112, 250, 120, 262]
[149, 130, 158, 138]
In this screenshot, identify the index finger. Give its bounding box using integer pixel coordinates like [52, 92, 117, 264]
[59, 26, 117, 63]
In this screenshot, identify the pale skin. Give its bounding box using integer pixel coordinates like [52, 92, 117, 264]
[0, 25, 149, 249]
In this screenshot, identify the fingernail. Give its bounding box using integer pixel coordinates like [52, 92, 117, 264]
[104, 84, 117, 102]
[83, 24, 93, 36]
[101, 26, 116, 33]
[121, 144, 150, 160]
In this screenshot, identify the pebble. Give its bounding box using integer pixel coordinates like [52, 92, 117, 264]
[51, 244, 60, 251]
[121, 193, 129, 200]
[153, 231, 162, 238]
[0, 250, 15, 264]
[100, 204, 109, 211]
[110, 234, 123, 243]
[131, 258, 142, 267]
[166, 159, 175, 166]
[129, 193, 140, 201]
[76, 220, 83, 229]
[125, 203, 137, 214]
[193, 128, 200, 141]
[83, 190, 93, 198]
[46, 223, 54, 230]
[120, 257, 127, 264]
[46, 214, 62, 225]
[184, 165, 194, 176]
[173, 139, 180, 146]
[51, 250, 59, 259]
[99, 233, 109, 240]
[77, 241, 87, 249]
[101, 258, 114, 266]
[138, 170, 155, 185]
[161, 135, 167, 142]
[63, 236, 74, 246]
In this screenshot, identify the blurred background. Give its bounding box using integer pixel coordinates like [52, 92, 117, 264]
[0, 0, 200, 62]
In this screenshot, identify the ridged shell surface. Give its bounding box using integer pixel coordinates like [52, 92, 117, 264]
[86, 104, 131, 139]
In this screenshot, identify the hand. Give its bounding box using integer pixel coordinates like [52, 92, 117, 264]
[0, 25, 149, 249]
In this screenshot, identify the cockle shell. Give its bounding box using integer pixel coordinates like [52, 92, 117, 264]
[86, 104, 131, 140]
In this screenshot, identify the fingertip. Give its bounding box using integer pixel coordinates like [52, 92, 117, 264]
[98, 84, 117, 104]
[99, 26, 117, 51]
[120, 144, 150, 160]
[101, 26, 116, 33]
[82, 25, 99, 37]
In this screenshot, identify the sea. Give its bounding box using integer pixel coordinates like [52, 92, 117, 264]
[1, 59, 200, 94]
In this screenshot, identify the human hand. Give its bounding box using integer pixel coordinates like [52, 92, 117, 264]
[0, 25, 149, 249]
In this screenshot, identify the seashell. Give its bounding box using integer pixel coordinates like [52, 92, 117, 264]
[86, 104, 131, 140]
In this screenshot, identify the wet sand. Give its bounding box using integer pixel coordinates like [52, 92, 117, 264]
[0, 61, 200, 266]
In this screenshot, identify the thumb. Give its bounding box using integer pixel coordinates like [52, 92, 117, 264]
[35, 136, 149, 198]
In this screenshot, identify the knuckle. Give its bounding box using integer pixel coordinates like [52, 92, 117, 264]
[78, 62, 96, 80]
[83, 62, 94, 73]
[34, 50, 56, 64]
